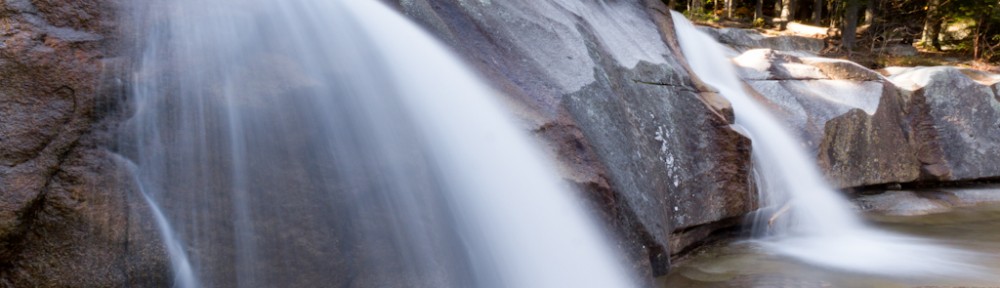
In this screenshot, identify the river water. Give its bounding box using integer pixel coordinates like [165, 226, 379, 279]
[661, 201, 1000, 287]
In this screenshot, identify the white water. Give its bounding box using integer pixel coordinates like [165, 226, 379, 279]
[127, 0, 633, 287]
[118, 156, 197, 288]
[671, 11, 991, 279]
[345, 2, 634, 287]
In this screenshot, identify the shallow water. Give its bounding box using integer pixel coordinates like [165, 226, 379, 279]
[660, 203, 1000, 287]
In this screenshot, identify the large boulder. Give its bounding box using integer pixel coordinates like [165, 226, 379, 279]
[735, 49, 920, 188]
[888, 66, 1000, 181]
[400, 0, 755, 279]
[0, 0, 168, 286]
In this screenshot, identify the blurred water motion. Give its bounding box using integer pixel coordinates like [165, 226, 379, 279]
[124, 1, 633, 287]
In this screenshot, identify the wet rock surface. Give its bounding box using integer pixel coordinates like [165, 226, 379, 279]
[401, 0, 755, 279]
[854, 186, 1000, 216]
[877, 44, 918, 57]
[734, 49, 920, 188]
[724, 37, 1000, 188]
[0, 0, 168, 286]
[1, 0, 758, 285]
[888, 67, 1000, 182]
[6, 1, 1000, 286]
[699, 27, 825, 56]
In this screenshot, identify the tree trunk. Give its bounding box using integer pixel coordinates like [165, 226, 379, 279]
[921, 0, 942, 50]
[974, 12, 988, 59]
[974, 17, 981, 59]
[865, 0, 878, 26]
[669, 0, 676, 10]
[774, 0, 782, 18]
[812, 0, 822, 25]
[727, 0, 733, 18]
[780, 0, 793, 21]
[843, 0, 860, 51]
[829, 0, 839, 28]
[755, 0, 764, 21]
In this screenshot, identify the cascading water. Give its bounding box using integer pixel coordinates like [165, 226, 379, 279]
[671, 11, 993, 279]
[118, 156, 197, 288]
[124, 0, 633, 287]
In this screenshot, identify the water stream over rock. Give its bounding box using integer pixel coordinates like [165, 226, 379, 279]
[671, 11, 995, 280]
[125, 0, 633, 287]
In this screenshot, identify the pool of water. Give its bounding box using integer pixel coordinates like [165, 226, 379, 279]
[660, 203, 1000, 288]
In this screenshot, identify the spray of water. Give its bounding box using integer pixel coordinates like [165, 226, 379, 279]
[670, 11, 994, 280]
[126, 0, 633, 287]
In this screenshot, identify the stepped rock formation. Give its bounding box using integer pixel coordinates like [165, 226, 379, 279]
[399, 0, 756, 279]
[6, 0, 1000, 286]
[709, 25, 1000, 189]
[0, 0, 167, 286]
[1, 0, 757, 285]
[732, 49, 920, 188]
[887, 67, 1000, 182]
[700, 26, 825, 56]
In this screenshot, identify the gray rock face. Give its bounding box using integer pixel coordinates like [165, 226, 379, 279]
[0, 84, 75, 167]
[0, 0, 169, 286]
[959, 68, 1000, 85]
[889, 67, 1000, 181]
[730, 45, 1000, 188]
[855, 191, 954, 216]
[994, 83, 1000, 102]
[401, 0, 754, 278]
[877, 44, 918, 57]
[700, 27, 825, 55]
[727, 43, 1000, 188]
[816, 93, 921, 189]
[0, 0, 757, 285]
[735, 49, 920, 187]
[856, 186, 1000, 216]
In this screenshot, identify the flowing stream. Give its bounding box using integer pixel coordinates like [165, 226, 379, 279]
[671, 11, 992, 279]
[662, 201, 1000, 287]
[126, 0, 632, 287]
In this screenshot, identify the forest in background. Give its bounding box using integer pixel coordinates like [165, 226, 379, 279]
[668, 0, 1000, 68]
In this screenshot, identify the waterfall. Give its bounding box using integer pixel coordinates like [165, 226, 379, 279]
[125, 0, 632, 287]
[670, 11, 990, 279]
[118, 156, 197, 288]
